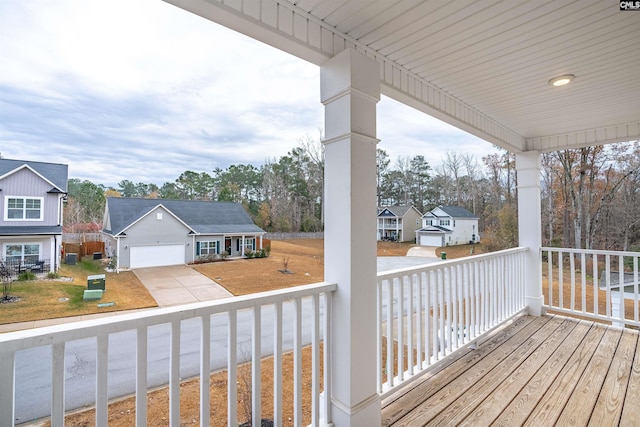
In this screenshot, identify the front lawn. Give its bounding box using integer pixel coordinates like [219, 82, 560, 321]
[0, 258, 157, 325]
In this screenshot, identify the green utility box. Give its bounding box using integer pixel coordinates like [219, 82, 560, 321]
[87, 274, 106, 291]
[83, 289, 103, 301]
[441, 252, 447, 260]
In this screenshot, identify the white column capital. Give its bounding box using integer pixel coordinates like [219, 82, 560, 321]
[320, 49, 380, 105]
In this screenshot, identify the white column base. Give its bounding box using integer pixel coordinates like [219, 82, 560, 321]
[526, 295, 544, 316]
[330, 393, 381, 427]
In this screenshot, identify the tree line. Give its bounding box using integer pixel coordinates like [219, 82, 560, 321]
[64, 138, 640, 252]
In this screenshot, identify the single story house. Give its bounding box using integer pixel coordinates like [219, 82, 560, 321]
[101, 197, 266, 270]
[377, 205, 422, 242]
[416, 205, 479, 247]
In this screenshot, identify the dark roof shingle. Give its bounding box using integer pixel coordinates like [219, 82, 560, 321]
[104, 198, 265, 236]
[0, 159, 68, 192]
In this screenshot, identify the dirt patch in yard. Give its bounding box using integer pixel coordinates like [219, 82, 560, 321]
[193, 239, 422, 296]
[193, 240, 324, 296]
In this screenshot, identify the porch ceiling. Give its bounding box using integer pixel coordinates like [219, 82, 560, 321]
[165, 0, 640, 152]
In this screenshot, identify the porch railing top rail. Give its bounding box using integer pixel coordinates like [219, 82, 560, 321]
[377, 246, 528, 280]
[541, 246, 640, 257]
[0, 281, 337, 353]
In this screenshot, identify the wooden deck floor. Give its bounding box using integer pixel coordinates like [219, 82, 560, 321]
[381, 314, 640, 426]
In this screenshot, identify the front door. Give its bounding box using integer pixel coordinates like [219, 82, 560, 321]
[225, 237, 231, 255]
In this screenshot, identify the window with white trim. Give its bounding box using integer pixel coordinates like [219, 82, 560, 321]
[425, 219, 433, 226]
[236, 237, 256, 252]
[4, 243, 40, 264]
[198, 241, 219, 256]
[5, 197, 43, 220]
[440, 219, 451, 226]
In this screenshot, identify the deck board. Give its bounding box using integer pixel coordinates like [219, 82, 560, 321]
[436, 318, 576, 426]
[464, 319, 591, 426]
[620, 335, 640, 427]
[590, 330, 638, 426]
[493, 320, 594, 426]
[381, 314, 539, 426]
[392, 316, 561, 425]
[556, 327, 621, 425]
[523, 323, 608, 426]
[381, 314, 640, 426]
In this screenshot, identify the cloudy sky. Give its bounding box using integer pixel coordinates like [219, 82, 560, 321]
[0, 0, 498, 188]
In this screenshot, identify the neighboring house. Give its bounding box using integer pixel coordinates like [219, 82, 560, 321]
[0, 158, 68, 276]
[377, 205, 422, 242]
[101, 197, 266, 270]
[416, 205, 479, 247]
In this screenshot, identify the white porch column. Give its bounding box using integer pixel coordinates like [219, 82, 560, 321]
[516, 151, 544, 316]
[321, 48, 380, 426]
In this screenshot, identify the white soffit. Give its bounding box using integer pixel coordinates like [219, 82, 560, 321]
[165, 0, 640, 152]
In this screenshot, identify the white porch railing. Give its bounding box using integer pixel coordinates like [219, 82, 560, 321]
[376, 247, 528, 395]
[542, 247, 640, 328]
[0, 282, 336, 427]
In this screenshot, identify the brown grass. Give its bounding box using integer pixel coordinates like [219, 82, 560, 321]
[0, 259, 157, 325]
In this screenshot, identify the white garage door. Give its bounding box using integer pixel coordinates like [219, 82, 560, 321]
[130, 244, 185, 268]
[419, 234, 443, 247]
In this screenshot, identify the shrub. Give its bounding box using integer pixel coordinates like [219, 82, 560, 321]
[47, 272, 60, 279]
[245, 251, 255, 259]
[256, 246, 271, 258]
[18, 271, 37, 281]
[107, 256, 117, 270]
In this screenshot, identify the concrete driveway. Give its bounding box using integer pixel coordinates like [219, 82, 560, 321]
[406, 245, 439, 258]
[133, 265, 233, 307]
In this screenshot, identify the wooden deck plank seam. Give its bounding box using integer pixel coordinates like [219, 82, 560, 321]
[382, 315, 640, 427]
[389, 316, 562, 425]
[381, 314, 540, 426]
[431, 317, 581, 426]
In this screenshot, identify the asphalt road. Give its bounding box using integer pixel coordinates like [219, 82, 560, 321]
[13, 256, 438, 423]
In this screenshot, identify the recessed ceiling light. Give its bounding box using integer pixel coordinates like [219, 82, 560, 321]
[548, 74, 575, 87]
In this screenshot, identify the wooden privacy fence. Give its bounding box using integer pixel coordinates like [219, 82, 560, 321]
[62, 241, 105, 259]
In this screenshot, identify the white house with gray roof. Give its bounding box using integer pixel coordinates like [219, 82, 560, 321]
[101, 197, 265, 270]
[0, 158, 68, 276]
[417, 206, 479, 247]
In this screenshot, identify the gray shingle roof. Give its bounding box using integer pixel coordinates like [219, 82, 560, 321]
[378, 205, 421, 217]
[0, 226, 62, 236]
[104, 198, 265, 236]
[0, 159, 68, 192]
[429, 205, 478, 219]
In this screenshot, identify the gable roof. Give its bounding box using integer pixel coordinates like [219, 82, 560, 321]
[103, 197, 265, 236]
[378, 205, 422, 218]
[0, 158, 68, 192]
[426, 206, 478, 219]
